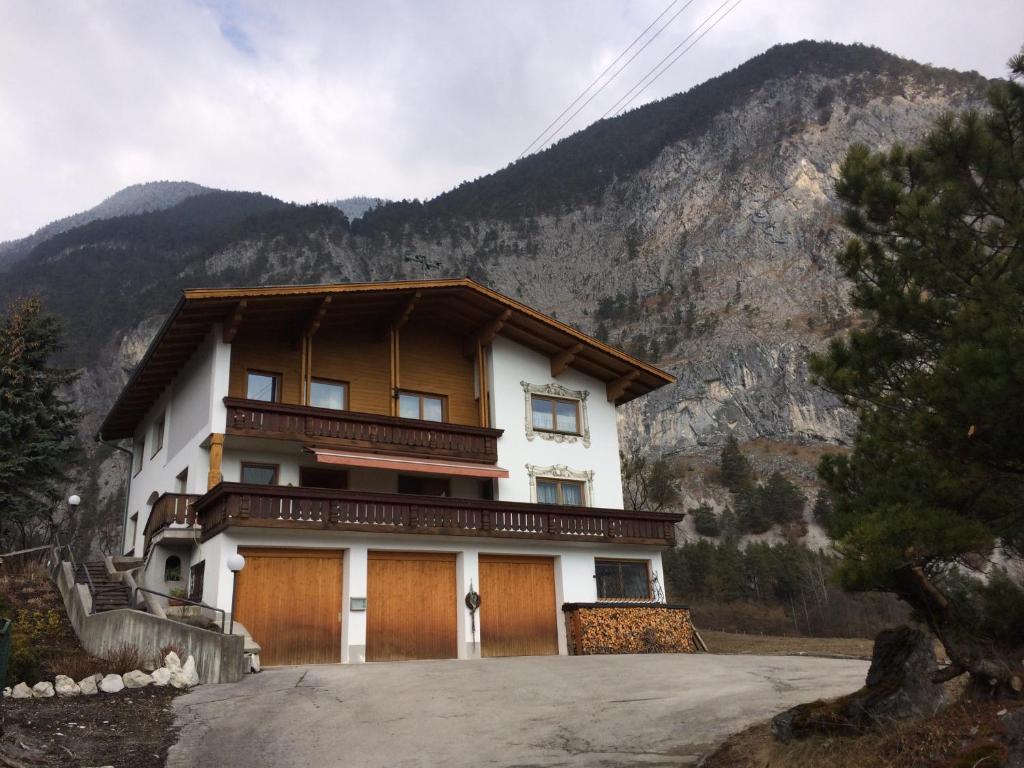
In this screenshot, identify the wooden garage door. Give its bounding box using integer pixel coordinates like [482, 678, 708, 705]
[234, 548, 342, 666]
[479, 555, 558, 657]
[366, 551, 457, 661]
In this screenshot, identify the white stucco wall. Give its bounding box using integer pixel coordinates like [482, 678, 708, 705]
[189, 529, 665, 663]
[124, 325, 231, 555]
[489, 335, 625, 509]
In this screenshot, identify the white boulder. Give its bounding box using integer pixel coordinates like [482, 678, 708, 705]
[32, 681, 55, 698]
[55, 675, 81, 697]
[78, 675, 99, 695]
[11, 682, 32, 699]
[151, 667, 171, 687]
[99, 673, 124, 693]
[122, 670, 153, 689]
[163, 651, 182, 672]
[2, 687, 10, 698]
[170, 656, 200, 689]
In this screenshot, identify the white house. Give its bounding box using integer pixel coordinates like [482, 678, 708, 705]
[99, 278, 682, 664]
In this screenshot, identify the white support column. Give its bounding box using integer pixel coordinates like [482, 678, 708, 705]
[343, 544, 369, 663]
[457, 550, 480, 659]
[553, 555, 568, 656]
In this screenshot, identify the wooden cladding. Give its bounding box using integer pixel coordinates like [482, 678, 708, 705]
[142, 493, 201, 554]
[366, 551, 457, 661]
[225, 397, 502, 464]
[194, 483, 680, 546]
[479, 556, 558, 658]
[234, 548, 343, 666]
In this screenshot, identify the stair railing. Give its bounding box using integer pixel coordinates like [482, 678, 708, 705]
[132, 586, 227, 634]
[50, 538, 97, 615]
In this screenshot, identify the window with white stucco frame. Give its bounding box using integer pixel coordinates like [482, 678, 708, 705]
[521, 381, 591, 447]
[526, 464, 594, 507]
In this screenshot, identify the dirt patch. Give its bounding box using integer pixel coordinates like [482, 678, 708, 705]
[0, 687, 182, 768]
[701, 630, 874, 658]
[702, 698, 1021, 768]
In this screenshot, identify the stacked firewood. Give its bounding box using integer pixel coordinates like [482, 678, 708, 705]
[565, 605, 696, 655]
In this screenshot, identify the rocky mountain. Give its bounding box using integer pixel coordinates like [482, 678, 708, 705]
[0, 41, 991, 547]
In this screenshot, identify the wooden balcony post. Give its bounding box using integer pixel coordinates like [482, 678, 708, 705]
[207, 433, 225, 490]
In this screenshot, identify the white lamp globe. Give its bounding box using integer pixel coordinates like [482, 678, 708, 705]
[227, 554, 246, 572]
[67, 494, 81, 507]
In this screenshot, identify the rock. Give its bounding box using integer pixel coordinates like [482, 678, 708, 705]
[99, 673, 125, 693]
[164, 651, 182, 672]
[2, 687, 10, 698]
[32, 681, 55, 698]
[55, 675, 81, 697]
[772, 626, 947, 743]
[78, 675, 99, 695]
[151, 667, 171, 686]
[122, 670, 153, 689]
[11, 682, 32, 699]
[170, 655, 200, 689]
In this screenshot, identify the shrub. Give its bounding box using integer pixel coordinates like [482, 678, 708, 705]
[160, 642, 188, 662]
[692, 506, 721, 537]
[103, 642, 143, 673]
[46, 652, 103, 682]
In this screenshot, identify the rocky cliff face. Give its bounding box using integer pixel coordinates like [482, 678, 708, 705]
[0, 42, 991, 546]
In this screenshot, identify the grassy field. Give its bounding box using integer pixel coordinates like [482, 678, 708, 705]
[700, 630, 874, 658]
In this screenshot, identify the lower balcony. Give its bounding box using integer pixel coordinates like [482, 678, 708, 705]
[193, 483, 680, 547]
[143, 492, 201, 553]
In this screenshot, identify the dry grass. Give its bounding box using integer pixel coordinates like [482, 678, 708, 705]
[703, 699, 1020, 768]
[701, 630, 874, 658]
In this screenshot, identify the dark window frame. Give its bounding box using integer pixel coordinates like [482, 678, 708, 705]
[151, 413, 165, 458]
[595, 558, 652, 601]
[189, 561, 205, 602]
[132, 437, 145, 477]
[246, 369, 282, 403]
[535, 478, 586, 506]
[397, 389, 448, 422]
[240, 462, 279, 485]
[309, 377, 349, 410]
[164, 555, 182, 583]
[530, 395, 581, 435]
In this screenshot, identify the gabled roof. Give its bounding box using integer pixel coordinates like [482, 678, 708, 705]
[99, 278, 675, 440]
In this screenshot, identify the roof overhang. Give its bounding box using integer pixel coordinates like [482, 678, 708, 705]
[99, 278, 676, 440]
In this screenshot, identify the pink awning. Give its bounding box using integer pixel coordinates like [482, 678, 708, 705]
[309, 449, 510, 479]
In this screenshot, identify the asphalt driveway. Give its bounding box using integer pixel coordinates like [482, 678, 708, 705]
[167, 654, 868, 768]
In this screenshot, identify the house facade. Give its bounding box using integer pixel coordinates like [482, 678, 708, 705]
[100, 279, 681, 665]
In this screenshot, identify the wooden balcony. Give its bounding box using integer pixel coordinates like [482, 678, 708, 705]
[195, 483, 680, 547]
[224, 397, 503, 464]
[143, 492, 201, 553]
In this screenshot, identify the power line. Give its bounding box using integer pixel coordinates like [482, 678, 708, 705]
[518, 0, 697, 158]
[601, 0, 744, 120]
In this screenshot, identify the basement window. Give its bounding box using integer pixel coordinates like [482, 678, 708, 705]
[595, 559, 651, 601]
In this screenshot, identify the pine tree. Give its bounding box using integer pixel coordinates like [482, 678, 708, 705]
[719, 434, 753, 492]
[812, 53, 1024, 696]
[0, 297, 81, 550]
[761, 472, 806, 526]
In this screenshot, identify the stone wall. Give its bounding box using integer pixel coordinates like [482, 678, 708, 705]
[562, 603, 697, 655]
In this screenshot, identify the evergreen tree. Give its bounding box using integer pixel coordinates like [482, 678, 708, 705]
[692, 505, 721, 537]
[812, 53, 1024, 695]
[0, 298, 80, 550]
[811, 489, 834, 529]
[761, 471, 806, 526]
[719, 434, 753, 492]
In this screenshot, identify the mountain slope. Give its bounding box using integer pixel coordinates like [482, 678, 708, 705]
[0, 40, 992, 546]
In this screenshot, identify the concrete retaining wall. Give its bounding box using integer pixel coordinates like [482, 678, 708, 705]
[55, 560, 244, 684]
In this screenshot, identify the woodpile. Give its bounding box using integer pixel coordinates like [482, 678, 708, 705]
[563, 603, 697, 655]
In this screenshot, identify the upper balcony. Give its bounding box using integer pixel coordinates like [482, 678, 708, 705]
[224, 397, 503, 464]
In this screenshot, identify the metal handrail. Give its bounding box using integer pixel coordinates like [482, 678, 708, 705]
[132, 586, 227, 634]
[51, 540, 98, 615]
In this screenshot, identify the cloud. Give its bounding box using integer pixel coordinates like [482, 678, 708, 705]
[1, 0, 1020, 241]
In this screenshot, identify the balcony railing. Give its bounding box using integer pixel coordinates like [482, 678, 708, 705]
[143, 492, 201, 553]
[224, 397, 503, 464]
[195, 483, 680, 546]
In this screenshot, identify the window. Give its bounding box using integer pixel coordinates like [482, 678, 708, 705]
[246, 370, 280, 402]
[189, 561, 205, 602]
[535, 478, 585, 506]
[398, 391, 445, 422]
[299, 466, 349, 490]
[125, 512, 138, 555]
[175, 468, 188, 494]
[151, 413, 165, 457]
[132, 438, 144, 476]
[531, 396, 580, 434]
[310, 378, 347, 410]
[398, 475, 450, 496]
[241, 463, 278, 485]
[164, 555, 182, 582]
[595, 559, 652, 601]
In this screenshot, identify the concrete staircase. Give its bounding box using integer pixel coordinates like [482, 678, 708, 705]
[76, 561, 133, 612]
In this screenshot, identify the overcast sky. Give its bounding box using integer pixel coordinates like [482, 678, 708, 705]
[1, 1, 1021, 242]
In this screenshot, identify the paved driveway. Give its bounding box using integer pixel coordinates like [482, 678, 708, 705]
[167, 654, 868, 768]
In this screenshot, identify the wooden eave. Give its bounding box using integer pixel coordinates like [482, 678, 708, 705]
[99, 278, 675, 440]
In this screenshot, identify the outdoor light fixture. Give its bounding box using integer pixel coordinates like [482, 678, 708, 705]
[67, 494, 81, 507]
[228, 553, 246, 636]
[227, 554, 246, 572]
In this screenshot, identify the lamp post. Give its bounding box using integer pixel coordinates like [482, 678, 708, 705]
[67, 495, 81, 509]
[227, 553, 246, 635]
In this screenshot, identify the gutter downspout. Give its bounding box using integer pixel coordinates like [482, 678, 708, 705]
[95, 433, 134, 557]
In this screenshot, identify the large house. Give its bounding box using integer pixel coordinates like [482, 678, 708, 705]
[99, 278, 683, 665]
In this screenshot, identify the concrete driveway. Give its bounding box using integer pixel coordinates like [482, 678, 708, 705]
[167, 654, 868, 768]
